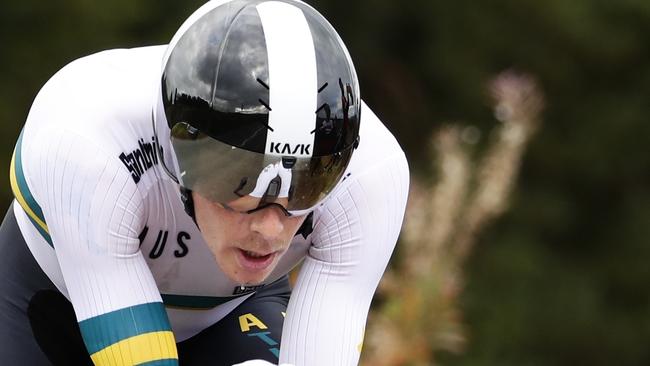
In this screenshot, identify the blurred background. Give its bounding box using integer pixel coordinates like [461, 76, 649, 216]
[1, 0, 649, 365]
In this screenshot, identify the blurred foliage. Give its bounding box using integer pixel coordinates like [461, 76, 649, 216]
[1, 0, 649, 365]
[363, 72, 543, 365]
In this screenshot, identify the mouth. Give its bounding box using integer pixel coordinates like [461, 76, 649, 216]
[235, 248, 277, 271]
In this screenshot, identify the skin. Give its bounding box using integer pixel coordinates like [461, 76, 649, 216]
[193, 192, 306, 285]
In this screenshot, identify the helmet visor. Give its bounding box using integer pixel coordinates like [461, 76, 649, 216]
[169, 123, 352, 216]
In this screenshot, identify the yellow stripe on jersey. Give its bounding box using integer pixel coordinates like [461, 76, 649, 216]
[89, 331, 178, 366]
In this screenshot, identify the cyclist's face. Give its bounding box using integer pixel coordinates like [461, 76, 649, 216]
[193, 192, 307, 285]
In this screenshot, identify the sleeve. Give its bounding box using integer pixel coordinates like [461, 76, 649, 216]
[28, 128, 178, 366]
[279, 147, 410, 365]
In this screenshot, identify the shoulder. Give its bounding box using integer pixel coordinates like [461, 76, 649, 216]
[20, 45, 169, 188]
[27, 45, 166, 134]
[344, 101, 409, 183]
[16, 46, 172, 225]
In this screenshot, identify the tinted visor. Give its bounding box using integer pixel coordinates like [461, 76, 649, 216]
[170, 123, 352, 215]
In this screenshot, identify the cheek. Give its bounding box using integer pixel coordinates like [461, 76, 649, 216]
[199, 211, 245, 247]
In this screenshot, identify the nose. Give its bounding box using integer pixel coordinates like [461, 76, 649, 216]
[249, 206, 285, 241]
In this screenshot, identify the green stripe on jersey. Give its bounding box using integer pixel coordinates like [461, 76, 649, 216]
[10, 131, 52, 246]
[137, 359, 179, 366]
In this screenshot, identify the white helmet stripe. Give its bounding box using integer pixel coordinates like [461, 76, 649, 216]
[257, 1, 318, 157]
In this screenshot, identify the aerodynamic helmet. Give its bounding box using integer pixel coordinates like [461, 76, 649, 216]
[153, 0, 361, 216]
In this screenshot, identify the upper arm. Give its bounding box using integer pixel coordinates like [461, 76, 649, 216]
[24, 128, 178, 365]
[280, 146, 410, 365]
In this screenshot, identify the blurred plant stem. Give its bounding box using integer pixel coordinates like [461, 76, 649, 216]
[362, 71, 544, 366]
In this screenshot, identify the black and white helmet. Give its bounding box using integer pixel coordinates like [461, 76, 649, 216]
[154, 0, 360, 216]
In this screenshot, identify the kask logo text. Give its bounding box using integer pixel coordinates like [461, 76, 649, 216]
[269, 142, 311, 155]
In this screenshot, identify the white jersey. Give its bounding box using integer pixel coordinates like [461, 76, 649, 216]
[11, 46, 409, 365]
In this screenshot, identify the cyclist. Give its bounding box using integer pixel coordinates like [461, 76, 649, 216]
[0, 0, 409, 365]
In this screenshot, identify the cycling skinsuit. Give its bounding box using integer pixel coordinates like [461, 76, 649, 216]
[0, 45, 409, 365]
